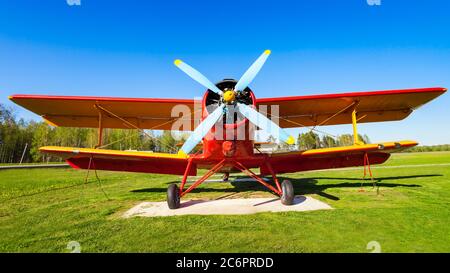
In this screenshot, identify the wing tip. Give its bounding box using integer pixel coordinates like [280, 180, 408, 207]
[42, 117, 58, 127]
[39, 146, 59, 153]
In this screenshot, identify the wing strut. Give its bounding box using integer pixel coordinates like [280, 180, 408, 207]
[360, 152, 378, 194]
[94, 105, 104, 148]
[351, 102, 363, 145]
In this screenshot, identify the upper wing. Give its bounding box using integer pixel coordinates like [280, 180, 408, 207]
[261, 140, 417, 175]
[9, 95, 200, 131]
[256, 87, 446, 128]
[10, 87, 446, 130]
[40, 146, 196, 176]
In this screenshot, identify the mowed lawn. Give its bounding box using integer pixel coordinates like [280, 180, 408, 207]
[0, 152, 449, 252]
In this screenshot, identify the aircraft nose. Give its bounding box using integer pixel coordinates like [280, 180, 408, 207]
[223, 90, 236, 103]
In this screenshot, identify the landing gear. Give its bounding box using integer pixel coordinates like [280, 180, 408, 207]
[280, 180, 294, 205]
[167, 184, 180, 209]
[222, 172, 230, 182]
[168, 158, 295, 209]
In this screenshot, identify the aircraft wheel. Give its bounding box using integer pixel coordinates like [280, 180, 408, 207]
[222, 173, 230, 182]
[280, 180, 294, 205]
[167, 184, 180, 209]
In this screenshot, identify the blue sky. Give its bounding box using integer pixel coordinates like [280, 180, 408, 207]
[0, 0, 449, 145]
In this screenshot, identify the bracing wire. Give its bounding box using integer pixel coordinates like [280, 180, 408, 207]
[81, 156, 110, 200]
[95, 104, 202, 153]
[256, 108, 337, 139]
[90, 156, 110, 200]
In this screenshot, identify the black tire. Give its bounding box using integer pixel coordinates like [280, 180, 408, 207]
[281, 180, 294, 205]
[222, 173, 230, 182]
[167, 184, 180, 209]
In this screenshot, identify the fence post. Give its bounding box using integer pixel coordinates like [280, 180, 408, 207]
[20, 143, 28, 165]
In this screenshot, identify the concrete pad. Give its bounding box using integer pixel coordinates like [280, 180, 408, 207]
[122, 196, 332, 218]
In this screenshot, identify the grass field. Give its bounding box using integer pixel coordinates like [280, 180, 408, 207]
[0, 152, 449, 253]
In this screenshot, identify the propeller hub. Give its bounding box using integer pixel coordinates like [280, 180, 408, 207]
[222, 90, 236, 103]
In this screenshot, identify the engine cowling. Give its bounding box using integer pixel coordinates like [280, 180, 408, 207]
[201, 79, 256, 158]
[202, 79, 256, 129]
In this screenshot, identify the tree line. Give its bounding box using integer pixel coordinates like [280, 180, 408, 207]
[297, 131, 371, 150]
[400, 144, 450, 153]
[0, 104, 178, 163]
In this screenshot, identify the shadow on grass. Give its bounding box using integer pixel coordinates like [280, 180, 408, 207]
[277, 174, 434, 201]
[131, 174, 437, 201]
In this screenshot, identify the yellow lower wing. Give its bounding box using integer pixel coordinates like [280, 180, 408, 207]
[40, 146, 188, 159]
[271, 140, 418, 158]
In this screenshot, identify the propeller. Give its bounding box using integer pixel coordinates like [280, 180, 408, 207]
[236, 103, 295, 145]
[174, 50, 295, 157]
[174, 59, 223, 95]
[178, 104, 225, 157]
[234, 50, 271, 92]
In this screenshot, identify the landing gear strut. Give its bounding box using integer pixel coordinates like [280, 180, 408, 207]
[167, 158, 295, 209]
[222, 172, 230, 182]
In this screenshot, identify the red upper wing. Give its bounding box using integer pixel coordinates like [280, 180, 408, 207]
[9, 95, 200, 131]
[256, 87, 446, 128]
[10, 87, 446, 130]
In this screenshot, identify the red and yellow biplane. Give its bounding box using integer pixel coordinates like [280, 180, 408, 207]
[9, 50, 446, 209]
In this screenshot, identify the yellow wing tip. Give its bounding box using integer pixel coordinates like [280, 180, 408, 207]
[43, 117, 58, 127]
[38, 146, 48, 151]
[174, 59, 183, 66]
[264, 49, 271, 55]
[39, 146, 61, 152]
[286, 136, 295, 145]
[8, 95, 13, 100]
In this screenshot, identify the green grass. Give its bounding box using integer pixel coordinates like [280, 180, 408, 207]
[0, 152, 449, 253]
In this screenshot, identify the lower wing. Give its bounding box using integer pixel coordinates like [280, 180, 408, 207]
[40, 146, 196, 176]
[261, 140, 417, 175]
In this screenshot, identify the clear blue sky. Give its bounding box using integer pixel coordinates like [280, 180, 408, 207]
[0, 0, 449, 145]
